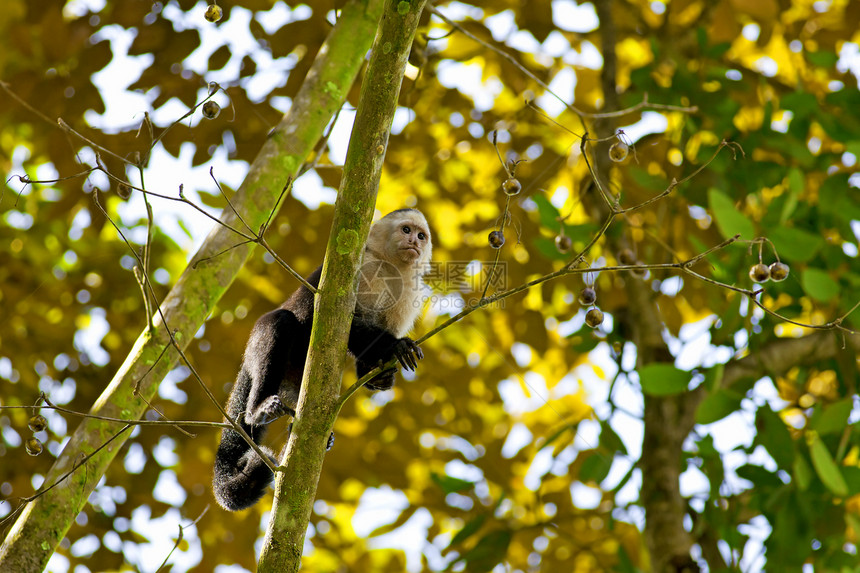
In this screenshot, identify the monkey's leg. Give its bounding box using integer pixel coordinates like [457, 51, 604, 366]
[244, 309, 303, 426]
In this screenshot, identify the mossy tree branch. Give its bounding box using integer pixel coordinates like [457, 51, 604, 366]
[256, 0, 428, 570]
[0, 1, 383, 570]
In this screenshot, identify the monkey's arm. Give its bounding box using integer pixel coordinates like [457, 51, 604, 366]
[348, 317, 423, 390]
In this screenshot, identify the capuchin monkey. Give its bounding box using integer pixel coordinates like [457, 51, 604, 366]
[213, 209, 432, 511]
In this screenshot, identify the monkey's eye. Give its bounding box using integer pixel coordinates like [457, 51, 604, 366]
[402, 225, 411, 234]
[418, 232, 426, 241]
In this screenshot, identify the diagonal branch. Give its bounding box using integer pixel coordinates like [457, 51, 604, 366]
[720, 330, 860, 392]
[0, 2, 385, 569]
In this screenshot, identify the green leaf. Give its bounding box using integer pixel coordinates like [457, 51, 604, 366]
[708, 188, 755, 240]
[810, 398, 853, 435]
[778, 168, 802, 224]
[368, 506, 417, 538]
[842, 467, 860, 495]
[793, 454, 812, 491]
[809, 434, 849, 497]
[787, 167, 804, 193]
[567, 331, 600, 353]
[431, 472, 475, 494]
[462, 530, 512, 572]
[530, 193, 561, 229]
[629, 167, 669, 191]
[544, 427, 576, 453]
[449, 514, 486, 548]
[177, 218, 195, 240]
[599, 421, 628, 456]
[755, 405, 795, 470]
[695, 389, 742, 425]
[801, 268, 840, 302]
[846, 514, 860, 543]
[579, 451, 613, 484]
[781, 91, 819, 119]
[638, 363, 690, 396]
[807, 50, 838, 68]
[767, 227, 824, 263]
[737, 464, 782, 488]
[705, 363, 724, 392]
[615, 544, 640, 573]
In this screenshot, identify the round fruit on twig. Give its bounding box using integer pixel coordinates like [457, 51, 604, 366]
[749, 263, 770, 283]
[26, 437, 43, 456]
[117, 182, 132, 199]
[202, 100, 221, 119]
[555, 234, 572, 253]
[630, 262, 648, 279]
[205, 3, 222, 22]
[609, 141, 629, 162]
[617, 248, 636, 266]
[488, 230, 505, 249]
[585, 307, 604, 328]
[28, 414, 48, 433]
[578, 287, 597, 306]
[769, 262, 789, 282]
[502, 177, 522, 196]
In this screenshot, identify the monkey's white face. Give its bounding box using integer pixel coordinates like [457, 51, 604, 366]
[390, 214, 431, 266]
[368, 210, 432, 270]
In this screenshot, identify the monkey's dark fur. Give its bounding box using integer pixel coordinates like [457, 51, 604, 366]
[213, 209, 431, 511]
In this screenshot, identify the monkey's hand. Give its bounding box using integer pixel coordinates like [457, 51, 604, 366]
[392, 337, 423, 372]
[250, 395, 295, 426]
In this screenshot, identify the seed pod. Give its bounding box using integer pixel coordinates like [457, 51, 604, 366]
[749, 263, 770, 283]
[26, 437, 43, 456]
[631, 262, 647, 279]
[202, 101, 221, 119]
[585, 307, 604, 328]
[555, 234, 572, 253]
[28, 414, 48, 433]
[117, 182, 132, 199]
[578, 287, 597, 306]
[609, 141, 629, 162]
[617, 248, 636, 266]
[488, 230, 505, 249]
[204, 3, 222, 22]
[769, 262, 789, 282]
[502, 178, 522, 196]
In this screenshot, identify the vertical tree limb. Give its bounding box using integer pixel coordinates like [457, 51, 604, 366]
[592, 1, 697, 571]
[255, 0, 428, 570]
[0, 2, 383, 570]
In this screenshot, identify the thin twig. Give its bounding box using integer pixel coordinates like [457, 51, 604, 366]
[91, 190, 279, 474]
[0, 396, 228, 430]
[427, 7, 697, 120]
[154, 506, 210, 572]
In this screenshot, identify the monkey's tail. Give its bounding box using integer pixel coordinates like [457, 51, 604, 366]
[212, 425, 277, 511]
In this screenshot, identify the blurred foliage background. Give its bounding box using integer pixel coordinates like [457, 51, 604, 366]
[2, 0, 860, 571]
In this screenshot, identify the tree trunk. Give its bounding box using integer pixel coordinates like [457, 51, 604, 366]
[256, 0, 428, 570]
[0, 1, 382, 570]
[593, 1, 697, 570]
